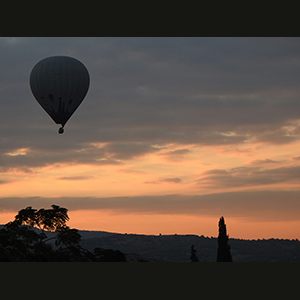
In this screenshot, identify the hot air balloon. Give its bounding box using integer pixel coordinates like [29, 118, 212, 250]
[29, 56, 90, 134]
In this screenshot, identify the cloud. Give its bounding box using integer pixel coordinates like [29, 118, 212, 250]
[1, 190, 300, 221]
[2, 37, 300, 172]
[117, 168, 148, 174]
[159, 148, 190, 161]
[165, 149, 190, 156]
[101, 142, 160, 160]
[57, 176, 94, 181]
[0, 144, 122, 173]
[196, 165, 300, 189]
[253, 128, 299, 145]
[246, 159, 282, 165]
[161, 177, 182, 184]
[144, 177, 183, 184]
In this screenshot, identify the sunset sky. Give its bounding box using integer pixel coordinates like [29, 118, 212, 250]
[1, 37, 300, 239]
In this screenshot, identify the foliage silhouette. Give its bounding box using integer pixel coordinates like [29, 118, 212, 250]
[217, 216, 233, 262]
[0, 204, 130, 262]
[0, 205, 95, 261]
[93, 247, 126, 262]
[190, 244, 199, 262]
[14, 205, 69, 232]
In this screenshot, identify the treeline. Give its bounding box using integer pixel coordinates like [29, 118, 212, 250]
[0, 205, 233, 262]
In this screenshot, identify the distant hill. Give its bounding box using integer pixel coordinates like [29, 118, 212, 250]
[2, 225, 300, 261]
[82, 234, 300, 262]
[79, 232, 300, 262]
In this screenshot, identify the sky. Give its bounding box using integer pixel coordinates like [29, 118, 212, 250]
[1, 37, 300, 239]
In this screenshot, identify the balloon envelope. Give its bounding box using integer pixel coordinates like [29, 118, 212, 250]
[29, 56, 90, 127]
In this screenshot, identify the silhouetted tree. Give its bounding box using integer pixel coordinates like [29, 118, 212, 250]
[0, 221, 43, 261]
[93, 247, 126, 262]
[190, 244, 199, 262]
[217, 216, 233, 262]
[0, 205, 132, 262]
[14, 205, 69, 233]
[0, 204, 95, 261]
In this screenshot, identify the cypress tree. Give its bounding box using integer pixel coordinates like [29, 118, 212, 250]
[217, 216, 233, 262]
[190, 244, 199, 262]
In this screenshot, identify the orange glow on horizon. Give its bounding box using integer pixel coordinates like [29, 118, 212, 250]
[66, 211, 300, 240]
[2, 141, 300, 240]
[2, 209, 299, 240]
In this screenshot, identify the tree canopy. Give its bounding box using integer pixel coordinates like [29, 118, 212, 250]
[0, 204, 125, 262]
[13, 205, 69, 231]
